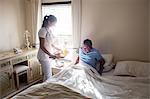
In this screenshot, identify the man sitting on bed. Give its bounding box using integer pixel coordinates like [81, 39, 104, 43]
[75, 39, 105, 75]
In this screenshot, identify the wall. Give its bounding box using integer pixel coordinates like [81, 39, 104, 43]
[0, 0, 25, 52]
[81, 0, 149, 62]
[148, 0, 150, 60]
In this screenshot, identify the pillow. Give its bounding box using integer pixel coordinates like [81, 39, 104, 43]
[101, 54, 113, 67]
[113, 61, 150, 77]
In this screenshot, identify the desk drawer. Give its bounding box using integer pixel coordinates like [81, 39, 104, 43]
[0, 61, 11, 69]
[12, 56, 28, 65]
[27, 53, 36, 60]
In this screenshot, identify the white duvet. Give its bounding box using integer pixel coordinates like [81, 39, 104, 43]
[12, 62, 150, 99]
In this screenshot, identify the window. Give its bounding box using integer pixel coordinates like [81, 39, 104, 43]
[42, 2, 72, 49]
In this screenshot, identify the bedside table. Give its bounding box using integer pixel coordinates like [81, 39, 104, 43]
[51, 58, 72, 75]
[52, 68, 61, 75]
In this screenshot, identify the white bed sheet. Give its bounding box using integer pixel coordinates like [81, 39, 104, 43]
[47, 62, 150, 99]
[102, 69, 114, 76]
[12, 62, 150, 99]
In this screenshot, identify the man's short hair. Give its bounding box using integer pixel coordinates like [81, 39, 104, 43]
[83, 39, 92, 48]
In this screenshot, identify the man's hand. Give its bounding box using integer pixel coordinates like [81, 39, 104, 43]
[74, 56, 79, 65]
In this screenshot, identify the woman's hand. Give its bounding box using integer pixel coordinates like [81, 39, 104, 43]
[54, 53, 64, 58]
[54, 51, 64, 58]
[49, 54, 57, 59]
[49, 54, 63, 59]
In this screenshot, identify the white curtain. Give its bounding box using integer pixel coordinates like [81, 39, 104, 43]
[71, 0, 82, 49]
[25, 0, 42, 47]
[71, 0, 82, 62]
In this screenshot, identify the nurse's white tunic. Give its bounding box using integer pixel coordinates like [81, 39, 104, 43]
[37, 27, 55, 81]
[37, 27, 55, 61]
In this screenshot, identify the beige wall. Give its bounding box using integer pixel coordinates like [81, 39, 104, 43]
[81, 0, 149, 62]
[0, 0, 25, 52]
[148, 0, 150, 60]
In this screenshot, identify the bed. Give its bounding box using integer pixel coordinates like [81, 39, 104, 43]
[12, 60, 150, 99]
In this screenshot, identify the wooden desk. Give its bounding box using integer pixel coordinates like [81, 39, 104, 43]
[0, 49, 42, 98]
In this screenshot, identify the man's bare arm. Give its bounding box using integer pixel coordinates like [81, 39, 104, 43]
[100, 58, 105, 66]
[98, 58, 105, 75]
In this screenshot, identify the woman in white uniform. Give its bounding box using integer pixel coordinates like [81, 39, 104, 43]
[37, 15, 61, 81]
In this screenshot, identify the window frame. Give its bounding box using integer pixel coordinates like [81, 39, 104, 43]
[42, 1, 71, 6]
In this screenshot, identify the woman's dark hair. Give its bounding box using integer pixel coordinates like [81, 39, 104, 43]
[42, 15, 57, 27]
[83, 39, 92, 48]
